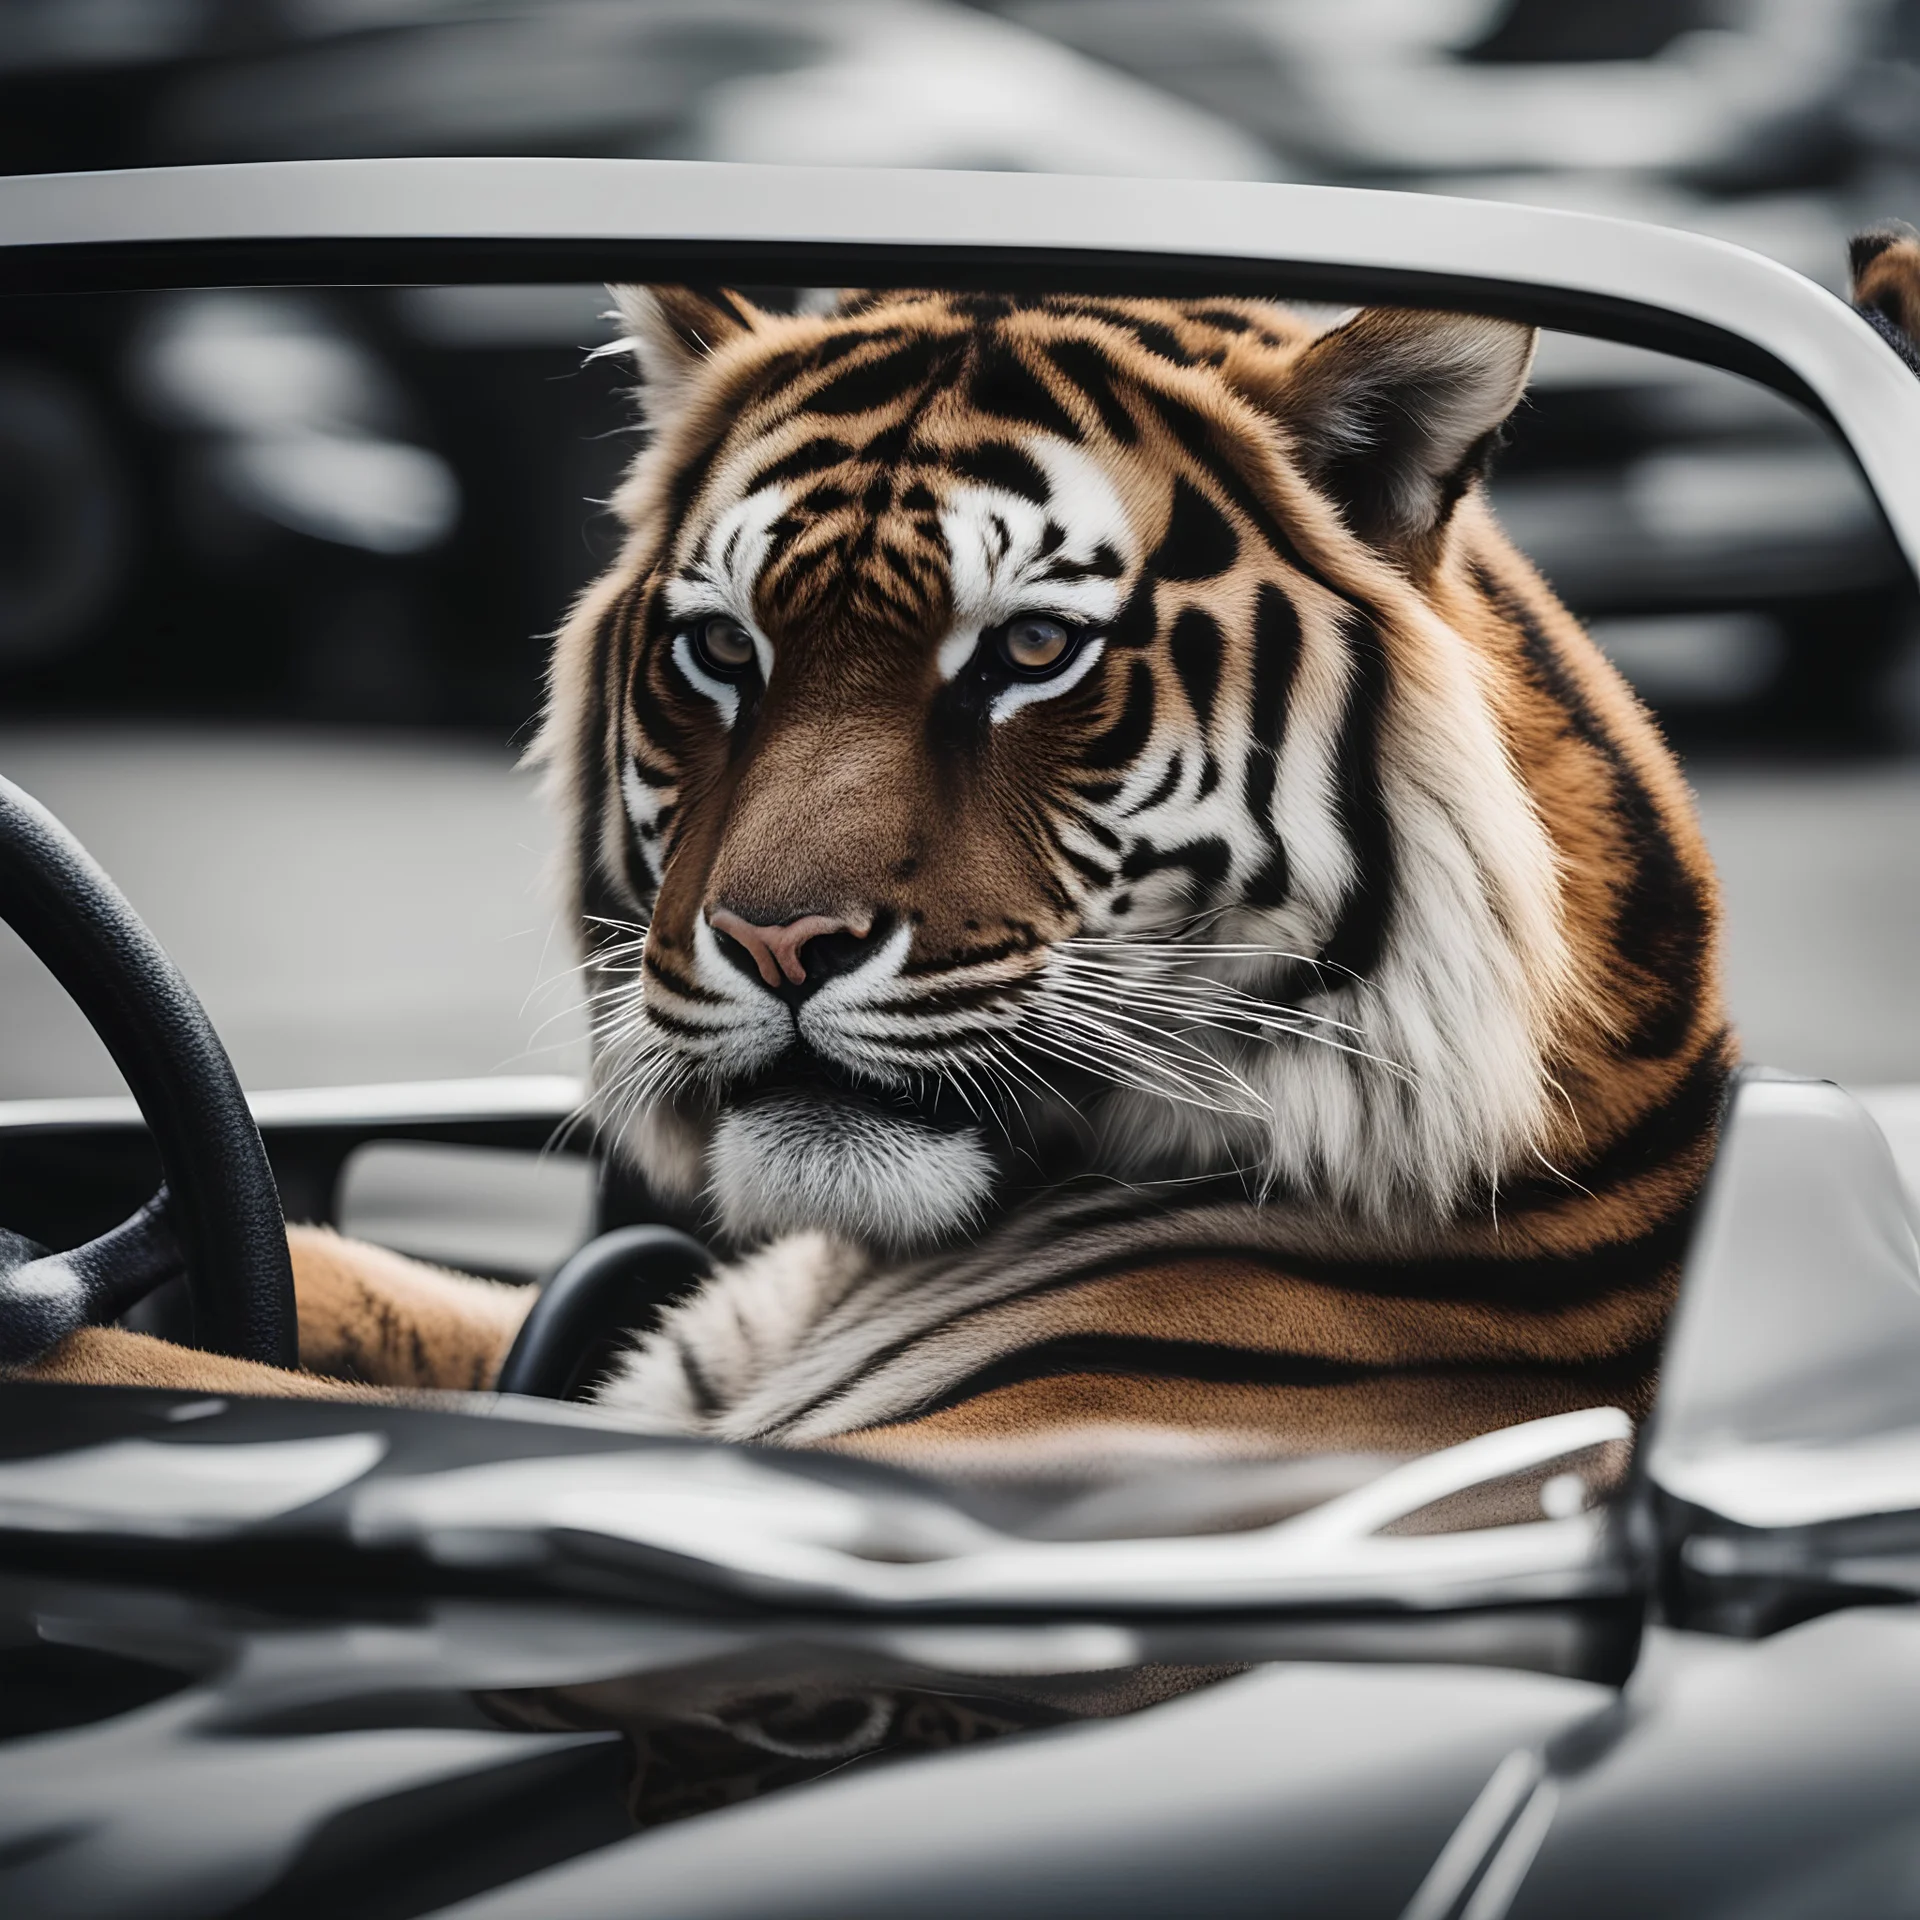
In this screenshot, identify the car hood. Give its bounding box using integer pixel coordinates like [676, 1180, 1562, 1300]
[0, 1383, 1636, 1616]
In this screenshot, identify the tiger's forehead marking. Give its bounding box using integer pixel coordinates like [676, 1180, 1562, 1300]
[661, 483, 793, 681]
[667, 424, 1140, 670]
[937, 434, 1134, 679]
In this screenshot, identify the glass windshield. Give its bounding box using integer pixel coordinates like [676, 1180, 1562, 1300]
[0, 275, 1914, 1533]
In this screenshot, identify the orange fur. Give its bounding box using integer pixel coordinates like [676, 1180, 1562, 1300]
[10, 1227, 530, 1400]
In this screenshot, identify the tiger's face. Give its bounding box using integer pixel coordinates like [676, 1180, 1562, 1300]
[547, 288, 1577, 1253]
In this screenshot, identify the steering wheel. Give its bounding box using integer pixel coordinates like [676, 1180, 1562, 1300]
[0, 774, 295, 1370]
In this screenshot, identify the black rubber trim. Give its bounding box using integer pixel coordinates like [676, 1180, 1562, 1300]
[0, 775, 294, 1366]
[498, 1225, 713, 1400]
[0, 237, 1827, 415]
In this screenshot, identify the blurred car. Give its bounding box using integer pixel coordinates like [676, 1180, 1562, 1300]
[0, 0, 1270, 731]
[984, 0, 1920, 743]
[3, 0, 1919, 744]
[4, 159, 1920, 1917]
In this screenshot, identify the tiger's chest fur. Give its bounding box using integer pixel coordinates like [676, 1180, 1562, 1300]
[540, 287, 1730, 1482]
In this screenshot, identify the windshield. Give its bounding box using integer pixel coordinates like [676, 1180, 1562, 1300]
[1, 284, 1914, 1240]
[0, 270, 1916, 1582]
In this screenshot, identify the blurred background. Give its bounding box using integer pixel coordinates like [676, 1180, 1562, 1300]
[0, 0, 1916, 1197]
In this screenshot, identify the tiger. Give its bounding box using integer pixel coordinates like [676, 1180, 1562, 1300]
[1851, 221, 1920, 377]
[26, 274, 1735, 1500]
[537, 282, 1730, 1482]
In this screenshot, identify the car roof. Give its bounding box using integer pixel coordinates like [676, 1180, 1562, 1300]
[0, 156, 1916, 584]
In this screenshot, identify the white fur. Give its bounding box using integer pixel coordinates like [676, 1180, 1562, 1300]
[988, 634, 1107, 723]
[668, 632, 740, 728]
[662, 484, 791, 705]
[937, 436, 1131, 725]
[598, 1231, 872, 1433]
[705, 1094, 997, 1255]
[1088, 574, 1570, 1220]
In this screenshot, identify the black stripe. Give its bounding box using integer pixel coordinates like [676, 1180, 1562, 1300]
[1043, 338, 1140, 444]
[804, 334, 950, 415]
[878, 537, 940, 588]
[1007, 1213, 1695, 1323]
[655, 343, 811, 533]
[1501, 1040, 1731, 1215]
[1149, 476, 1239, 582]
[851, 1024, 1008, 1055]
[1249, 581, 1302, 756]
[894, 1332, 1667, 1427]
[1060, 845, 1116, 888]
[672, 1335, 722, 1418]
[1039, 299, 1200, 366]
[848, 574, 927, 633]
[1138, 385, 1353, 607]
[948, 293, 1018, 323]
[1078, 658, 1157, 770]
[1125, 752, 1184, 818]
[1067, 808, 1123, 852]
[1119, 319, 1197, 365]
[765, 536, 843, 596]
[645, 1005, 727, 1040]
[809, 326, 904, 369]
[1169, 605, 1222, 728]
[757, 1199, 1684, 1437]
[1188, 307, 1254, 333]
[1118, 836, 1234, 898]
[1104, 581, 1158, 650]
[642, 953, 723, 1005]
[948, 440, 1052, 503]
[1242, 750, 1278, 848]
[1319, 613, 1396, 982]
[924, 1336, 1387, 1408]
[573, 590, 620, 908]
[1239, 582, 1301, 907]
[901, 929, 1041, 975]
[968, 338, 1084, 442]
[873, 977, 1026, 1019]
[628, 607, 690, 762]
[1242, 845, 1290, 910]
[742, 436, 856, 494]
[1041, 546, 1126, 584]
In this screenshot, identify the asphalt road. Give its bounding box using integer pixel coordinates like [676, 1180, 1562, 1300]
[0, 721, 1915, 1099]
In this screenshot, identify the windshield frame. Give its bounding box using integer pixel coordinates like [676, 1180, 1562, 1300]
[0, 156, 1915, 585]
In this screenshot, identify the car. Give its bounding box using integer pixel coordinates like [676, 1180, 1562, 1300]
[2, 158, 1920, 1918]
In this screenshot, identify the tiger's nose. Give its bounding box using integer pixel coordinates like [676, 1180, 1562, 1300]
[707, 905, 876, 998]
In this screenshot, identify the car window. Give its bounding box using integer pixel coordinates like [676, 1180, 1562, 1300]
[1, 286, 1913, 1137]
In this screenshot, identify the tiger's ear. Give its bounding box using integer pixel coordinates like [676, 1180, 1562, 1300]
[1271, 308, 1536, 558]
[1850, 224, 1920, 376]
[605, 285, 766, 428]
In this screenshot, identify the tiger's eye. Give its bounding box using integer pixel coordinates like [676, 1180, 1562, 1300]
[693, 616, 755, 674]
[1000, 615, 1076, 673]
